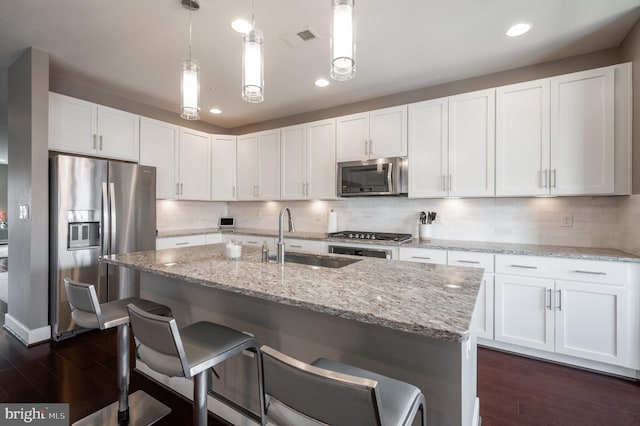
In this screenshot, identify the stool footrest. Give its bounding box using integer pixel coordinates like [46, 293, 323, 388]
[72, 390, 171, 426]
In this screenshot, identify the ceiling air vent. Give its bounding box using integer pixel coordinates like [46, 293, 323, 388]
[279, 27, 321, 48]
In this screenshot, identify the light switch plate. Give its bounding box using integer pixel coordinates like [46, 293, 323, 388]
[561, 212, 573, 228]
[19, 205, 29, 220]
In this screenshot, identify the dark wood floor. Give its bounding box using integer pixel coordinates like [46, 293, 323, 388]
[0, 302, 229, 425]
[1, 302, 639, 425]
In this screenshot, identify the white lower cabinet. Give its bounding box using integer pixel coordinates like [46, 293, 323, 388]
[398, 247, 447, 264]
[224, 234, 276, 251]
[494, 254, 635, 369]
[156, 234, 207, 249]
[284, 238, 325, 253]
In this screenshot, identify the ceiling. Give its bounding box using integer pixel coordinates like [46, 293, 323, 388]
[1, 0, 640, 131]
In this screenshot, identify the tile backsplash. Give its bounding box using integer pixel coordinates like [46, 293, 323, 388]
[159, 195, 637, 253]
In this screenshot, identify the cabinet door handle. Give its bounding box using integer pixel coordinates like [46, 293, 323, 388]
[364, 140, 368, 155]
[509, 264, 538, 269]
[306, 182, 309, 196]
[180, 183, 183, 195]
[556, 290, 562, 311]
[542, 169, 548, 188]
[175, 242, 189, 246]
[99, 135, 103, 150]
[546, 288, 552, 310]
[551, 169, 557, 188]
[369, 140, 373, 155]
[448, 174, 452, 191]
[232, 185, 236, 198]
[256, 185, 260, 197]
[441, 175, 446, 192]
[572, 270, 607, 276]
[93, 134, 97, 149]
[176, 183, 180, 196]
[411, 256, 431, 260]
[302, 182, 306, 195]
[455, 260, 480, 264]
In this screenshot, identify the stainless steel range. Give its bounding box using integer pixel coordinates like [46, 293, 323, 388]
[328, 231, 413, 243]
[327, 231, 413, 259]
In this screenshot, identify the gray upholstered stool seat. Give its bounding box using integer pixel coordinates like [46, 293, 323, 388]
[64, 278, 173, 426]
[260, 345, 427, 426]
[127, 303, 266, 426]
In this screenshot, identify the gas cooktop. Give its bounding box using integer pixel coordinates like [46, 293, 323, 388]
[328, 231, 413, 243]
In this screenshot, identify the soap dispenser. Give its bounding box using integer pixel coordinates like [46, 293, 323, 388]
[261, 241, 270, 263]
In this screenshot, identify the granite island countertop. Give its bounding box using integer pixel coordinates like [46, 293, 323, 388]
[102, 243, 483, 342]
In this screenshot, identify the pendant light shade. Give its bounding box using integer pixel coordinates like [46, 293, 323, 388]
[179, 1, 200, 120]
[242, 28, 264, 103]
[181, 60, 200, 120]
[331, 0, 355, 81]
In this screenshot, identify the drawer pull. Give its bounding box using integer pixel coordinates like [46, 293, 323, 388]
[247, 241, 258, 244]
[290, 245, 303, 248]
[546, 288, 552, 310]
[411, 256, 431, 260]
[509, 264, 538, 269]
[572, 270, 607, 276]
[175, 242, 189, 246]
[456, 260, 480, 264]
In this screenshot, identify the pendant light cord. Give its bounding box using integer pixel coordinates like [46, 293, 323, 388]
[251, 0, 255, 28]
[188, 6, 193, 61]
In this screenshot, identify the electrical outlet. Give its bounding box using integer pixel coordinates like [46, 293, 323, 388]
[561, 213, 573, 228]
[436, 214, 443, 225]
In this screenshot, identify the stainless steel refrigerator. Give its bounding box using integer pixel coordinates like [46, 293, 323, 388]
[50, 155, 156, 340]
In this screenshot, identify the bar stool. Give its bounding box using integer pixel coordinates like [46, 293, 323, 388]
[260, 345, 427, 426]
[126, 303, 266, 426]
[64, 278, 173, 426]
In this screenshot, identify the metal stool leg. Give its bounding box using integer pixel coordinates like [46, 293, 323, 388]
[193, 369, 210, 426]
[254, 347, 267, 426]
[117, 323, 130, 423]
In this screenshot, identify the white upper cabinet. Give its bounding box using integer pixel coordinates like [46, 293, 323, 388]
[336, 105, 407, 162]
[549, 66, 615, 195]
[448, 89, 495, 197]
[211, 135, 237, 201]
[140, 119, 210, 200]
[408, 98, 449, 198]
[496, 63, 630, 197]
[496, 79, 550, 196]
[409, 89, 495, 197]
[140, 117, 179, 199]
[237, 130, 280, 200]
[281, 119, 336, 200]
[178, 128, 211, 200]
[49, 92, 139, 162]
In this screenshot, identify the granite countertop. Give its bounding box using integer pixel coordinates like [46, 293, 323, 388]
[402, 239, 640, 263]
[157, 227, 640, 263]
[102, 243, 483, 342]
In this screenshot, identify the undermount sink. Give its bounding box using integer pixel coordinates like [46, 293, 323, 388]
[267, 252, 362, 269]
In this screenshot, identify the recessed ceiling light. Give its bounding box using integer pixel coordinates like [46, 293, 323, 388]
[209, 108, 222, 114]
[314, 78, 330, 87]
[231, 19, 252, 33]
[506, 22, 532, 37]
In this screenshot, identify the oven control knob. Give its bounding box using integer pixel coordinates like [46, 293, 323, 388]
[365, 234, 371, 239]
[348, 233, 354, 238]
[360, 234, 365, 239]
[371, 235, 376, 240]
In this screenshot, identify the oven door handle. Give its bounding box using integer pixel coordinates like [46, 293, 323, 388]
[387, 162, 393, 194]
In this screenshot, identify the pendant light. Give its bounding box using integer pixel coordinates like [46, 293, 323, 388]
[242, 0, 264, 103]
[330, 0, 355, 81]
[180, 0, 200, 120]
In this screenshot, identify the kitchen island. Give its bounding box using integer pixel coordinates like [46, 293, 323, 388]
[102, 243, 484, 426]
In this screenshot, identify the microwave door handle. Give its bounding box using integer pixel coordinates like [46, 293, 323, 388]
[387, 163, 393, 193]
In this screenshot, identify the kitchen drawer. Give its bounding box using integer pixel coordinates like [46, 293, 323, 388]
[285, 238, 325, 253]
[225, 234, 276, 250]
[205, 233, 222, 244]
[495, 254, 628, 285]
[156, 234, 206, 249]
[447, 250, 494, 272]
[399, 247, 447, 265]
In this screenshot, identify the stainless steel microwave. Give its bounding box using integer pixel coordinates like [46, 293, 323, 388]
[337, 157, 408, 196]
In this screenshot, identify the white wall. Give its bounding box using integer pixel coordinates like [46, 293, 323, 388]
[156, 200, 228, 232]
[224, 196, 624, 249]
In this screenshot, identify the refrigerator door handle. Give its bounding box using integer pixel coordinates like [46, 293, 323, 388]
[109, 182, 117, 254]
[100, 182, 109, 278]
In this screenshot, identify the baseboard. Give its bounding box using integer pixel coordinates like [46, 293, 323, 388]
[3, 313, 51, 346]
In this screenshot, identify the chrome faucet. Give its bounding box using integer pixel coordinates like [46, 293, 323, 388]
[277, 207, 295, 264]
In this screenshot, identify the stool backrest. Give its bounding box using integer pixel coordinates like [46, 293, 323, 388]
[260, 345, 382, 426]
[63, 278, 105, 330]
[127, 303, 189, 378]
